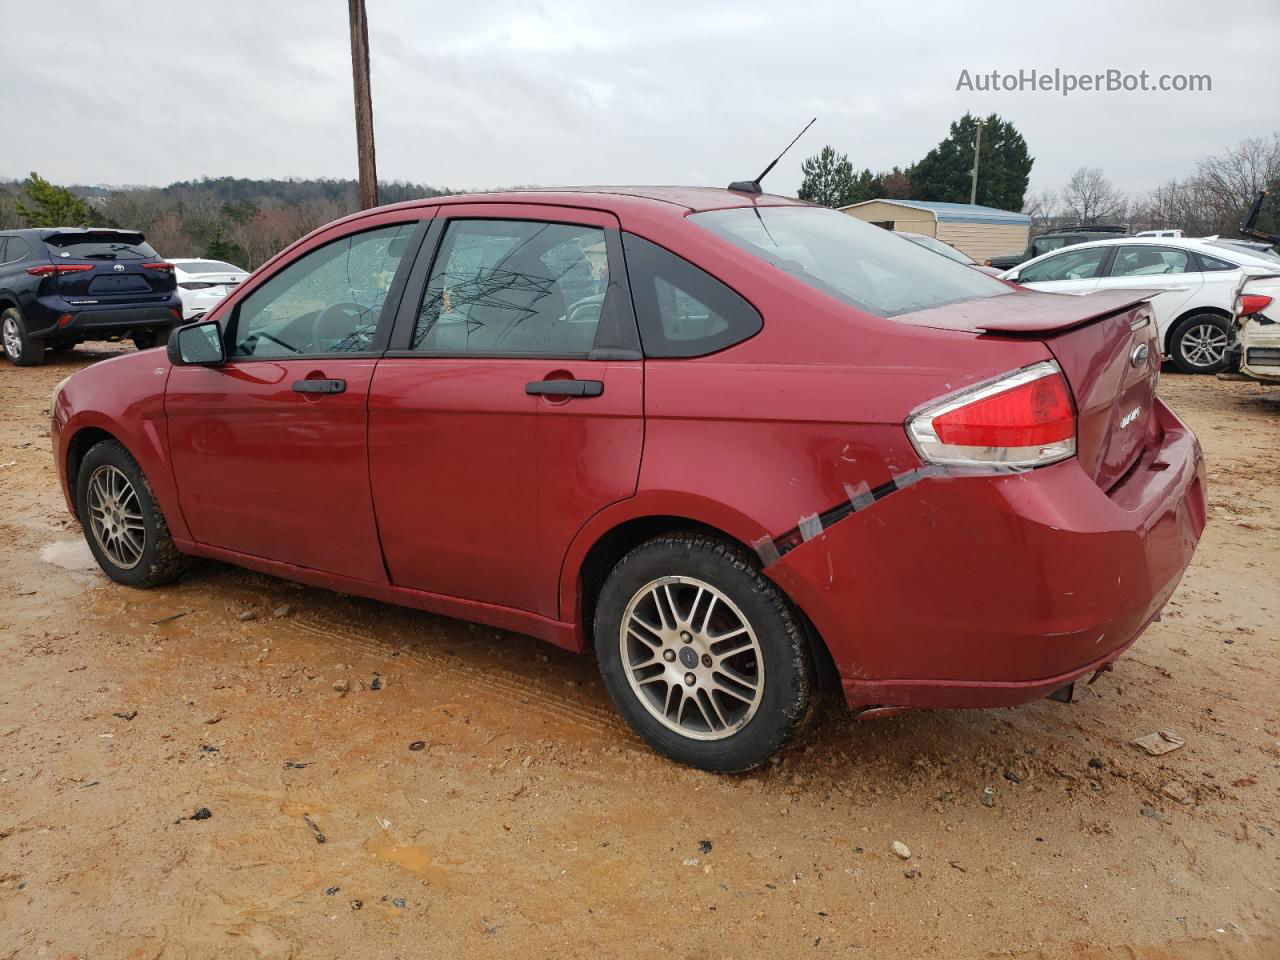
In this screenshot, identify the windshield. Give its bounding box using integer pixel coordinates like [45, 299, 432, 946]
[900, 233, 976, 265]
[690, 206, 1008, 317]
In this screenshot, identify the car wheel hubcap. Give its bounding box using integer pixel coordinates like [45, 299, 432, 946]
[619, 576, 764, 741]
[86, 465, 146, 569]
[1180, 324, 1227, 368]
[2, 317, 19, 359]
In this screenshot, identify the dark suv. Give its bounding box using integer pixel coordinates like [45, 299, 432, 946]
[986, 226, 1126, 271]
[0, 228, 183, 366]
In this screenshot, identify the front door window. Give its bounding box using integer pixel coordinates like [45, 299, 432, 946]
[231, 223, 416, 357]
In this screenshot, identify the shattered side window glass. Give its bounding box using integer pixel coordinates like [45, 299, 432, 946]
[410, 219, 611, 356]
[231, 223, 415, 357]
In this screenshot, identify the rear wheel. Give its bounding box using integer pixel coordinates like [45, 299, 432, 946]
[75, 440, 187, 588]
[594, 533, 815, 772]
[1170, 313, 1230, 374]
[131, 328, 171, 351]
[2, 307, 45, 367]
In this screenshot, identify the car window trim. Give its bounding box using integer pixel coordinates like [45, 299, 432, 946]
[386, 211, 642, 361]
[218, 217, 430, 364]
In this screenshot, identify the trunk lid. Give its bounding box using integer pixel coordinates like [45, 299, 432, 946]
[44, 231, 175, 302]
[899, 288, 1163, 490]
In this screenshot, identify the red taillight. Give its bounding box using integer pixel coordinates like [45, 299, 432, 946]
[142, 262, 175, 271]
[57, 313, 74, 328]
[26, 263, 95, 276]
[1240, 293, 1273, 315]
[931, 373, 1074, 447]
[906, 362, 1077, 468]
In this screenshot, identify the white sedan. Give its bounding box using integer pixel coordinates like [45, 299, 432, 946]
[169, 258, 249, 320]
[1001, 236, 1280, 373]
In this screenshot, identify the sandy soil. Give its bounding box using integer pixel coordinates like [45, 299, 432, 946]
[1, 346, 1277, 960]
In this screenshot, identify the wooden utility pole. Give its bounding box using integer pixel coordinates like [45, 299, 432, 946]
[348, 0, 378, 209]
[969, 121, 982, 206]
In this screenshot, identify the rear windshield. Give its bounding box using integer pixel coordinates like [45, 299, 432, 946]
[45, 233, 157, 261]
[690, 206, 1009, 317]
[1207, 240, 1280, 266]
[176, 260, 243, 274]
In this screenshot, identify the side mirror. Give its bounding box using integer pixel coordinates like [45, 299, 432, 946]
[168, 320, 226, 366]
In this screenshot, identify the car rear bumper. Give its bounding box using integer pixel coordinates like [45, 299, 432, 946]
[1239, 319, 1280, 384]
[767, 398, 1206, 710]
[28, 298, 183, 338]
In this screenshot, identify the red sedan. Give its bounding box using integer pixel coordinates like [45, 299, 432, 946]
[51, 188, 1206, 771]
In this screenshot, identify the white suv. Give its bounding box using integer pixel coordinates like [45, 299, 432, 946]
[1002, 236, 1280, 373]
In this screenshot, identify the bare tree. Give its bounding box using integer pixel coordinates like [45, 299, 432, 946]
[1061, 167, 1126, 226]
[1021, 188, 1058, 234]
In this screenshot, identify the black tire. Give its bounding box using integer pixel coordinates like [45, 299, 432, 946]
[594, 533, 816, 772]
[131, 328, 171, 351]
[1169, 313, 1231, 374]
[75, 439, 188, 588]
[2, 306, 45, 367]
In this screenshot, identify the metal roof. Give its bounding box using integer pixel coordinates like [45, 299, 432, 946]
[841, 199, 1030, 226]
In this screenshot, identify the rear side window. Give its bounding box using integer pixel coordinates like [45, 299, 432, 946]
[2, 237, 31, 263]
[1195, 252, 1238, 271]
[622, 233, 761, 357]
[45, 233, 157, 261]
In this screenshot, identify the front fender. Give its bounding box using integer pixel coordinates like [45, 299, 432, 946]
[53, 355, 189, 542]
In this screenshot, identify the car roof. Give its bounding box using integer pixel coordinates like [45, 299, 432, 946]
[347, 186, 810, 222]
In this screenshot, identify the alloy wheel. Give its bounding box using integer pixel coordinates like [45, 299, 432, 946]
[619, 576, 764, 741]
[2, 316, 20, 360]
[1179, 323, 1228, 369]
[86, 465, 146, 569]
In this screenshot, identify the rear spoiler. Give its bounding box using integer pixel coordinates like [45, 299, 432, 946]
[897, 289, 1160, 336]
[44, 229, 147, 245]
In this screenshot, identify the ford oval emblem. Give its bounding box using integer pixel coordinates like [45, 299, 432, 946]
[113, 263, 126, 272]
[1130, 343, 1150, 368]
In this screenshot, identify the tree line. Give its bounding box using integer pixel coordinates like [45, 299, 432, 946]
[3, 120, 1276, 267]
[0, 175, 453, 269]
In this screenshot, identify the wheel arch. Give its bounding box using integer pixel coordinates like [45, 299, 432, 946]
[65, 425, 119, 514]
[565, 506, 841, 696]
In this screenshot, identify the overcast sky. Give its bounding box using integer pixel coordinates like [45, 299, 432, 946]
[3, 0, 1277, 203]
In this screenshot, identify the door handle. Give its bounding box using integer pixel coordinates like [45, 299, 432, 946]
[292, 378, 346, 394]
[525, 379, 604, 398]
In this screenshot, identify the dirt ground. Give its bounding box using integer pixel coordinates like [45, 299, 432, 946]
[1, 345, 1277, 960]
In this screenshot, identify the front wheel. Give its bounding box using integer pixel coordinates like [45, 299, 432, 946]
[75, 439, 188, 588]
[594, 533, 816, 772]
[1170, 314, 1230, 374]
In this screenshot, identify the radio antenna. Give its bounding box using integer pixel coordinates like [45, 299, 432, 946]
[728, 117, 817, 195]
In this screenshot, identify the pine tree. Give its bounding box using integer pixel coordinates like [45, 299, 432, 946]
[907, 114, 1033, 211]
[14, 172, 92, 227]
[797, 147, 857, 208]
[204, 223, 247, 265]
